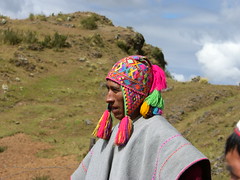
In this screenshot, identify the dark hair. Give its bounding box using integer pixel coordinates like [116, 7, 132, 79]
[225, 131, 240, 155]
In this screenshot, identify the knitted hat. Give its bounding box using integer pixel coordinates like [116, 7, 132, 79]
[93, 55, 167, 146]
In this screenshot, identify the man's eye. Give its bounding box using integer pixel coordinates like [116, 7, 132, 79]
[112, 88, 120, 93]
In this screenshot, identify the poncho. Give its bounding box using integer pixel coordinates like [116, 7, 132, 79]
[71, 115, 211, 180]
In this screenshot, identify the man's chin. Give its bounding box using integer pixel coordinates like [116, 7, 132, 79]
[113, 114, 124, 120]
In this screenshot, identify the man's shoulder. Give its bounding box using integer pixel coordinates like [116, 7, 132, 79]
[136, 115, 182, 139]
[145, 115, 177, 131]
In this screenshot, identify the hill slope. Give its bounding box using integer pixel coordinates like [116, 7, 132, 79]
[0, 12, 239, 180]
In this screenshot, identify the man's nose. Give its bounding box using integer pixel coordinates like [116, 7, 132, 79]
[106, 90, 114, 103]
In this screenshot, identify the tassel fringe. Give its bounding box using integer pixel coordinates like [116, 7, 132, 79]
[92, 110, 112, 140]
[150, 65, 167, 93]
[140, 90, 164, 117]
[140, 64, 166, 118]
[140, 101, 150, 118]
[145, 90, 164, 109]
[115, 116, 133, 146]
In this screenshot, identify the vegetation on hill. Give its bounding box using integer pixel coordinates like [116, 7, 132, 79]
[0, 12, 239, 179]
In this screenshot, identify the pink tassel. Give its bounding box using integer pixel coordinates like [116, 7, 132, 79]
[115, 116, 132, 146]
[92, 110, 112, 140]
[150, 65, 167, 93]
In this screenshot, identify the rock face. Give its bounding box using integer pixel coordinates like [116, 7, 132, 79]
[117, 32, 145, 55]
[115, 31, 167, 69]
[126, 32, 145, 55]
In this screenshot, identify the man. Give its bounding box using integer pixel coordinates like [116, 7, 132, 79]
[225, 120, 240, 180]
[71, 55, 211, 179]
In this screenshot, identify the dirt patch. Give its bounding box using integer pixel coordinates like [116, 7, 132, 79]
[0, 133, 80, 180]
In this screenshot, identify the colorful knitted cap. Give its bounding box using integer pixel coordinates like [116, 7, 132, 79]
[93, 55, 167, 146]
[106, 55, 153, 116]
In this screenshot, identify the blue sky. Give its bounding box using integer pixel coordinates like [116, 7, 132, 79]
[0, 0, 240, 85]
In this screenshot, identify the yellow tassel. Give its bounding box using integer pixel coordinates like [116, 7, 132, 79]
[140, 101, 150, 118]
[92, 110, 111, 138]
[92, 116, 102, 136]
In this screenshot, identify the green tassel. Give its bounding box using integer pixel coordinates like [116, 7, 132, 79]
[145, 90, 164, 109]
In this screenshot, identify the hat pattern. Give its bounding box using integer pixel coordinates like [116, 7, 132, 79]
[107, 55, 153, 97]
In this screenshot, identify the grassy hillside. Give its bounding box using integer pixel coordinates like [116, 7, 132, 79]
[0, 12, 239, 179]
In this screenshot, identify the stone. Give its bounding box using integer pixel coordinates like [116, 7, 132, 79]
[2, 84, 8, 91]
[84, 119, 93, 125]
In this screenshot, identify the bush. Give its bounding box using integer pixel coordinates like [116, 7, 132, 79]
[88, 33, 104, 47]
[0, 29, 40, 45]
[80, 15, 99, 30]
[2, 28, 22, 45]
[56, 12, 69, 22]
[29, 13, 35, 21]
[41, 33, 68, 48]
[36, 14, 47, 21]
[116, 40, 129, 53]
[199, 78, 209, 84]
[151, 47, 164, 61]
[51, 32, 68, 48]
[0, 146, 7, 153]
[23, 31, 38, 44]
[41, 35, 52, 48]
[126, 26, 134, 31]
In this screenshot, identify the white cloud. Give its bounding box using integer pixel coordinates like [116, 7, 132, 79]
[196, 41, 240, 85]
[172, 73, 186, 82]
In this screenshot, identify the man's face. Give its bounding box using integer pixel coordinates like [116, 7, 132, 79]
[226, 148, 240, 180]
[106, 80, 124, 120]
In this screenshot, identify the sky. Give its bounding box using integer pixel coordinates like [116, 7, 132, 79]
[0, 0, 240, 85]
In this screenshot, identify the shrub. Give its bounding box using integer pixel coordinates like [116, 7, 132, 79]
[151, 47, 166, 68]
[41, 35, 52, 48]
[36, 14, 47, 21]
[2, 28, 22, 45]
[116, 40, 129, 53]
[88, 33, 104, 47]
[80, 15, 98, 30]
[41, 33, 68, 48]
[23, 31, 38, 44]
[151, 47, 164, 61]
[29, 13, 35, 21]
[51, 32, 68, 48]
[199, 78, 209, 84]
[0, 146, 7, 153]
[126, 26, 134, 31]
[56, 12, 69, 22]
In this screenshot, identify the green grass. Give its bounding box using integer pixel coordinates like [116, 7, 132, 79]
[0, 64, 105, 157]
[32, 175, 52, 180]
[0, 146, 7, 153]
